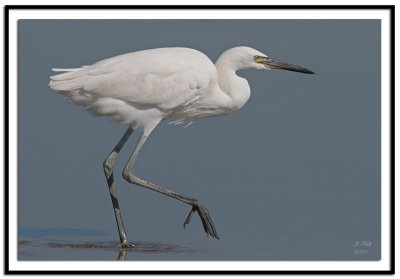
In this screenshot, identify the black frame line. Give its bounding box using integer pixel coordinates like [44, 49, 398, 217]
[4, 4, 395, 275]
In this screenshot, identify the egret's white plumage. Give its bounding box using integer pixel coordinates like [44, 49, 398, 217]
[49, 47, 272, 128]
[49, 46, 313, 247]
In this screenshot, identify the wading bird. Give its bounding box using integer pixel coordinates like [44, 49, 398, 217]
[49, 46, 314, 247]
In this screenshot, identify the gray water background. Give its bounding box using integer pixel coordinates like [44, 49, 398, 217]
[18, 19, 381, 260]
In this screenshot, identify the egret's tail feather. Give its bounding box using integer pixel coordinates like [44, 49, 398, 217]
[49, 75, 87, 91]
[50, 66, 90, 82]
[52, 68, 82, 72]
[49, 65, 91, 91]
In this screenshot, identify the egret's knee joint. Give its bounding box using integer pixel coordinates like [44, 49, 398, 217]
[122, 170, 142, 184]
[103, 159, 113, 172]
[122, 170, 132, 181]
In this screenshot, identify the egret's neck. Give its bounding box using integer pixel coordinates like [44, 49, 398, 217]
[215, 58, 251, 111]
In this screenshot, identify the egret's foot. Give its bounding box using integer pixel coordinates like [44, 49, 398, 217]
[183, 201, 220, 240]
[117, 241, 135, 249]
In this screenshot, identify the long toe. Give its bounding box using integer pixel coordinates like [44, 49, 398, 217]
[183, 206, 197, 228]
[194, 203, 220, 240]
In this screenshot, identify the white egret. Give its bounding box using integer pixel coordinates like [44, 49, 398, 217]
[49, 46, 314, 247]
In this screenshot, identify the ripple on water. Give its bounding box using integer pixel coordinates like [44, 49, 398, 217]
[19, 239, 193, 254]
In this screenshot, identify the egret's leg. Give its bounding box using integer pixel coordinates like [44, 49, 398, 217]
[103, 127, 134, 248]
[122, 122, 219, 239]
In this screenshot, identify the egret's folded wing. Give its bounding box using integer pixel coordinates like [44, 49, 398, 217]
[49, 48, 217, 110]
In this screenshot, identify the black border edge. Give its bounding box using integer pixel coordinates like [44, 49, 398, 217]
[2, 4, 397, 9]
[390, 4, 395, 276]
[4, 4, 394, 275]
[4, 4, 10, 276]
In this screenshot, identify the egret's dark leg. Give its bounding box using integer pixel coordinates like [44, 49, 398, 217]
[122, 122, 219, 239]
[103, 127, 134, 247]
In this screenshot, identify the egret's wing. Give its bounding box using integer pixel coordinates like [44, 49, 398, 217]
[50, 48, 217, 110]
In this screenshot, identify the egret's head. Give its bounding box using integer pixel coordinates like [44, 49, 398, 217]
[217, 46, 314, 74]
[218, 47, 269, 70]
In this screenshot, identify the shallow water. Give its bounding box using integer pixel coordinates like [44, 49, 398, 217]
[18, 239, 192, 261]
[19, 228, 193, 261]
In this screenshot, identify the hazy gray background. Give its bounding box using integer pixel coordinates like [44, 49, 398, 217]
[18, 20, 381, 260]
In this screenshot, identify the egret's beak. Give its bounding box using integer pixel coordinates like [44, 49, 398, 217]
[262, 57, 314, 74]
